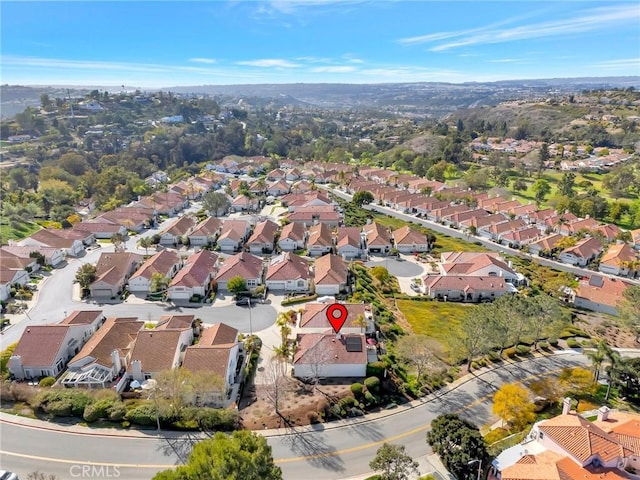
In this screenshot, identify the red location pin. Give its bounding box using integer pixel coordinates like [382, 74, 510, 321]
[326, 304, 349, 334]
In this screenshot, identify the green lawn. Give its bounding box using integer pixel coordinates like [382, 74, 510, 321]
[0, 221, 41, 244]
[396, 299, 477, 358]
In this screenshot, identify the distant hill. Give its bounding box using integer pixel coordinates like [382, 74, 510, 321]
[2, 77, 638, 120]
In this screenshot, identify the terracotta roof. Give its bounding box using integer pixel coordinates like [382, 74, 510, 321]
[294, 332, 367, 365]
[280, 222, 306, 243]
[300, 302, 367, 329]
[74, 221, 122, 234]
[170, 250, 218, 288]
[0, 250, 35, 269]
[440, 252, 517, 276]
[562, 237, 603, 259]
[182, 346, 231, 378]
[129, 250, 181, 281]
[592, 411, 640, 456]
[424, 275, 508, 292]
[314, 254, 347, 285]
[393, 225, 428, 246]
[593, 224, 623, 242]
[288, 209, 340, 223]
[200, 323, 238, 346]
[215, 252, 263, 281]
[247, 219, 279, 245]
[0, 267, 25, 283]
[92, 252, 143, 287]
[25, 229, 79, 248]
[69, 317, 142, 368]
[337, 227, 362, 249]
[218, 220, 248, 243]
[363, 222, 391, 246]
[162, 216, 196, 236]
[266, 252, 311, 281]
[539, 413, 631, 464]
[600, 243, 637, 266]
[190, 217, 223, 237]
[308, 223, 334, 247]
[156, 315, 195, 330]
[489, 219, 527, 234]
[128, 330, 185, 373]
[60, 310, 103, 326]
[13, 325, 72, 367]
[529, 234, 564, 251]
[575, 276, 631, 308]
[461, 213, 508, 228]
[565, 217, 600, 234]
[501, 226, 540, 242]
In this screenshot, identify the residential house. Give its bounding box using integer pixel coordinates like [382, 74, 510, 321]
[159, 215, 196, 246]
[128, 250, 183, 294]
[599, 243, 638, 277]
[572, 275, 631, 316]
[281, 191, 333, 212]
[528, 233, 564, 257]
[307, 223, 334, 257]
[99, 208, 154, 232]
[440, 252, 521, 284]
[423, 275, 512, 302]
[428, 205, 471, 223]
[90, 252, 143, 298]
[267, 180, 291, 197]
[167, 250, 218, 301]
[129, 326, 194, 382]
[593, 224, 623, 243]
[559, 217, 600, 236]
[266, 168, 285, 181]
[364, 222, 392, 255]
[230, 194, 259, 213]
[461, 213, 508, 235]
[285, 168, 301, 181]
[278, 222, 306, 251]
[217, 220, 251, 252]
[493, 401, 640, 480]
[486, 219, 527, 242]
[559, 237, 603, 267]
[20, 229, 87, 257]
[287, 206, 340, 227]
[74, 219, 127, 240]
[0, 245, 64, 268]
[265, 252, 311, 292]
[0, 267, 29, 301]
[444, 209, 489, 229]
[528, 208, 557, 226]
[293, 333, 368, 379]
[299, 302, 373, 334]
[8, 310, 105, 381]
[336, 227, 364, 259]
[314, 254, 349, 295]
[188, 217, 223, 247]
[246, 220, 279, 254]
[182, 323, 241, 407]
[392, 225, 430, 254]
[631, 229, 640, 250]
[215, 252, 264, 292]
[500, 226, 540, 248]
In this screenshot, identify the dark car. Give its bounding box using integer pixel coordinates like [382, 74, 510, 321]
[235, 297, 251, 306]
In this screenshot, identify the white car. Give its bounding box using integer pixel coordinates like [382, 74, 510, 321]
[317, 296, 334, 303]
[0, 471, 19, 480]
[410, 283, 421, 293]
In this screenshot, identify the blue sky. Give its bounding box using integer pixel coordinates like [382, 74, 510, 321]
[1, 1, 639, 88]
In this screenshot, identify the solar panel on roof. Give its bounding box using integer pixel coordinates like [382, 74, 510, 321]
[345, 336, 362, 352]
[589, 275, 604, 287]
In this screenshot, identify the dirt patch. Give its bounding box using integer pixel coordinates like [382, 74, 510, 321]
[239, 378, 354, 430]
[574, 312, 638, 348]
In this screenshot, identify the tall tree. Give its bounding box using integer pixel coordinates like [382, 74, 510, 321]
[395, 335, 443, 385]
[558, 172, 576, 197]
[426, 414, 489, 480]
[150, 272, 170, 294]
[227, 276, 247, 296]
[532, 179, 551, 206]
[137, 236, 152, 255]
[202, 191, 230, 217]
[352, 190, 374, 207]
[111, 232, 126, 251]
[456, 310, 492, 371]
[369, 443, 418, 480]
[618, 285, 640, 343]
[492, 383, 536, 431]
[75, 264, 96, 293]
[152, 430, 282, 480]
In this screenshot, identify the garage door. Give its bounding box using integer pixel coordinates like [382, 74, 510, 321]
[92, 289, 113, 297]
[267, 282, 286, 291]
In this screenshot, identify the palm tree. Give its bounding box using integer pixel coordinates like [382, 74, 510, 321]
[585, 342, 606, 383]
[602, 344, 621, 401]
[111, 232, 125, 252]
[138, 236, 151, 255]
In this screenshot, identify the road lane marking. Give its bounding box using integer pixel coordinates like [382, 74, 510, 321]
[0, 366, 569, 468]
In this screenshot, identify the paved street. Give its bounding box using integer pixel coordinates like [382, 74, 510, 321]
[0, 353, 591, 480]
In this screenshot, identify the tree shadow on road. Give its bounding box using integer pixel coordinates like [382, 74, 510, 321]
[276, 424, 346, 473]
[156, 431, 206, 465]
[341, 418, 385, 442]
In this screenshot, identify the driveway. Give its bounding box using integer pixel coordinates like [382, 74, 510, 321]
[365, 256, 425, 296]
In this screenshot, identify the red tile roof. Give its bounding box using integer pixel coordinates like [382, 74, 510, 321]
[266, 252, 311, 282]
[216, 252, 263, 281]
[294, 332, 367, 365]
[314, 254, 347, 285]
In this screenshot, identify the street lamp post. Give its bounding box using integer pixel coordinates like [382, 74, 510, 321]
[468, 459, 482, 480]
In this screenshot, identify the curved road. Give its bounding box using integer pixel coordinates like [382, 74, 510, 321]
[1, 353, 590, 479]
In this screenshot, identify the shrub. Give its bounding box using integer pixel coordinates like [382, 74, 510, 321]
[180, 407, 239, 431]
[503, 347, 517, 358]
[538, 341, 549, 350]
[350, 383, 364, 396]
[364, 391, 377, 406]
[566, 338, 579, 348]
[38, 377, 56, 387]
[548, 337, 559, 347]
[33, 389, 93, 417]
[108, 403, 127, 422]
[125, 403, 157, 426]
[306, 411, 320, 424]
[83, 398, 115, 423]
[516, 345, 531, 356]
[9, 383, 37, 403]
[364, 376, 380, 393]
[366, 361, 386, 378]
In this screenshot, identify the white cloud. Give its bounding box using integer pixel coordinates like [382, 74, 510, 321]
[489, 59, 520, 63]
[235, 58, 300, 68]
[310, 66, 357, 73]
[591, 58, 640, 69]
[189, 57, 217, 64]
[429, 4, 639, 52]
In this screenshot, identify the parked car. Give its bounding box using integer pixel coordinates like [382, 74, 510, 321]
[235, 297, 251, 306]
[410, 283, 421, 292]
[0, 471, 19, 480]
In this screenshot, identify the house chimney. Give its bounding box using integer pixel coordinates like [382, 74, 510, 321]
[597, 406, 610, 422]
[562, 397, 572, 415]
